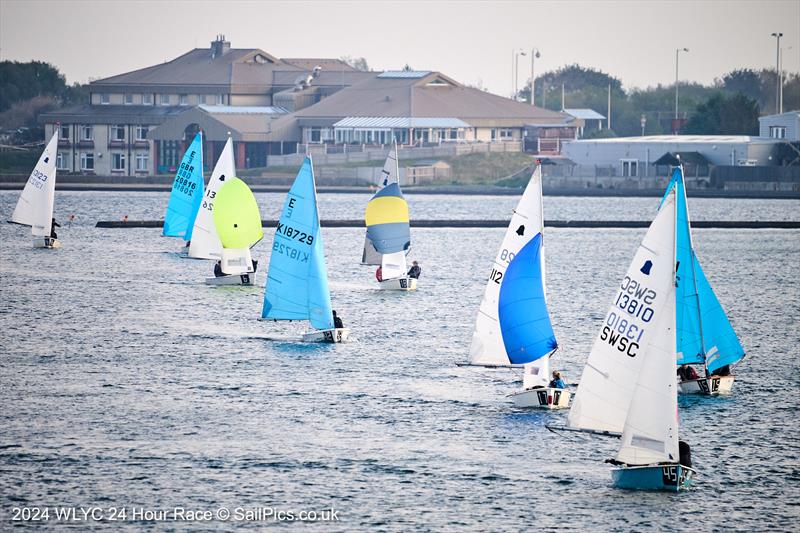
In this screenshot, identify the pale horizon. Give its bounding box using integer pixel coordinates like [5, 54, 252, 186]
[1, 0, 798, 97]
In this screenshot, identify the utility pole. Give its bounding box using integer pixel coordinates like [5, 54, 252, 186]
[607, 83, 611, 130]
[675, 48, 689, 120]
[771, 32, 783, 113]
[530, 48, 540, 106]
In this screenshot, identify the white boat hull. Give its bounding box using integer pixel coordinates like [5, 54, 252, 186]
[509, 387, 571, 409]
[33, 237, 60, 249]
[378, 277, 417, 291]
[678, 375, 735, 395]
[301, 328, 350, 343]
[205, 273, 254, 286]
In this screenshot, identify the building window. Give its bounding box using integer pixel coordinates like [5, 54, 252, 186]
[135, 153, 149, 172]
[179, 94, 188, 105]
[81, 125, 93, 141]
[59, 124, 70, 139]
[160, 94, 170, 106]
[111, 124, 126, 141]
[80, 152, 94, 170]
[112, 153, 126, 171]
[499, 128, 514, 140]
[770, 126, 786, 139]
[124, 93, 133, 105]
[622, 159, 638, 177]
[143, 93, 153, 105]
[56, 152, 68, 170]
[135, 125, 149, 141]
[215, 94, 224, 105]
[309, 127, 322, 143]
[100, 93, 109, 105]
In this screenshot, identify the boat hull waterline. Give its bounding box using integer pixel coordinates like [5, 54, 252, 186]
[509, 386, 571, 409]
[611, 464, 696, 491]
[33, 237, 61, 249]
[301, 328, 350, 343]
[678, 375, 735, 395]
[205, 274, 254, 286]
[378, 277, 417, 291]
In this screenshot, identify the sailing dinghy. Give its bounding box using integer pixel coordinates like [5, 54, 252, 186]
[363, 142, 416, 291]
[662, 166, 745, 395]
[566, 187, 695, 491]
[204, 175, 263, 286]
[8, 132, 61, 249]
[189, 136, 235, 261]
[261, 156, 349, 343]
[163, 132, 204, 253]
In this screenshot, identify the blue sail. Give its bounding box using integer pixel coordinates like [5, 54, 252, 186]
[498, 233, 558, 365]
[261, 157, 334, 331]
[163, 133, 204, 240]
[660, 167, 744, 370]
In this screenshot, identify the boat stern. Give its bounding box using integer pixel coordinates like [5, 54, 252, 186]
[678, 376, 735, 395]
[611, 464, 695, 491]
[378, 277, 417, 291]
[509, 387, 571, 409]
[302, 328, 350, 343]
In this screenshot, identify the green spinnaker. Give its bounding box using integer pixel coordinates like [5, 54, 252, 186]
[212, 177, 264, 249]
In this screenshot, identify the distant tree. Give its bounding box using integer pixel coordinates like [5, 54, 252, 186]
[0, 61, 68, 111]
[339, 56, 370, 72]
[682, 92, 759, 135]
[719, 69, 763, 102]
[583, 128, 618, 139]
[402, 64, 412, 71]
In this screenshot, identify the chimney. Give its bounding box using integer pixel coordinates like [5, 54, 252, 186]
[210, 34, 231, 59]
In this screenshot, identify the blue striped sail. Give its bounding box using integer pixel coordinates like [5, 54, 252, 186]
[660, 167, 745, 372]
[261, 156, 334, 331]
[365, 182, 410, 255]
[497, 233, 558, 365]
[163, 133, 204, 240]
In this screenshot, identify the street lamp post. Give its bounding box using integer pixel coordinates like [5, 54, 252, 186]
[530, 47, 541, 106]
[771, 32, 783, 113]
[675, 47, 689, 121]
[513, 49, 526, 101]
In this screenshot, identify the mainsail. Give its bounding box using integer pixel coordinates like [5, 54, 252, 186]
[468, 164, 555, 366]
[213, 176, 263, 275]
[567, 189, 677, 435]
[189, 137, 235, 259]
[261, 156, 334, 331]
[659, 167, 745, 373]
[163, 132, 204, 240]
[363, 143, 411, 271]
[10, 132, 58, 237]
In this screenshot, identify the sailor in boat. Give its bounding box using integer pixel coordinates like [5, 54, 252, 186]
[332, 310, 344, 329]
[50, 218, 60, 240]
[548, 371, 566, 389]
[214, 261, 224, 277]
[375, 266, 383, 282]
[677, 364, 700, 382]
[711, 365, 731, 377]
[679, 441, 692, 468]
[407, 260, 421, 279]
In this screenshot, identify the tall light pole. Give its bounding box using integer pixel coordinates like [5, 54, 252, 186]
[771, 32, 783, 113]
[530, 47, 541, 106]
[514, 49, 526, 100]
[675, 47, 689, 121]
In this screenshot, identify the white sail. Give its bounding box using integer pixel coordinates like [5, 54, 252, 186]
[189, 138, 235, 259]
[522, 356, 550, 390]
[468, 165, 545, 366]
[381, 250, 407, 280]
[221, 247, 254, 275]
[567, 189, 677, 434]
[10, 133, 58, 237]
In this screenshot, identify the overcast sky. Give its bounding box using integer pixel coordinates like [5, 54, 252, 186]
[1, 0, 798, 96]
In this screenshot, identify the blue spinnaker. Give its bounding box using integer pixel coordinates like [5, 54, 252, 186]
[163, 133, 204, 240]
[498, 233, 558, 365]
[261, 156, 334, 331]
[660, 167, 744, 370]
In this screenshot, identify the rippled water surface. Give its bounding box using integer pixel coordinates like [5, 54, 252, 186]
[1, 191, 798, 531]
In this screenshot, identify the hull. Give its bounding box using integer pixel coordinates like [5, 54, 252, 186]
[378, 277, 417, 291]
[301, 328, 350, 343]
[33, 237, 60, 249]
[509, 387, 571, 409]
[205, 273, 254, 286]
[611, 464, 695, 492]
[678, 375, 734, 396]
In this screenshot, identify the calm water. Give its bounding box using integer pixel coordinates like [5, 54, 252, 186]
[0, 192, 798, 531]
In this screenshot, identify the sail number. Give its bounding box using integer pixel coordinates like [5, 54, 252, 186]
[201, 190, 216, 211]
[276, 222, 314, 245]
[614, 292, 654, 322]
[173, 152, 198, 196]
[489, 268, 504, 284]
[29, 169, 48, 190]
[498, 249, 515, 263]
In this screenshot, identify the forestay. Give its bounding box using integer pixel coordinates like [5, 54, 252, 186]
[659, 167, 744, 373]
[261, 157, 334, 331]
[189, 137, 235, 259]
[568, 189, 677, 435]
[213, 176, 263, 275]
[10, 133, 58, 237]
[468, 165, 551, 366]
[163, 132, 204, 240]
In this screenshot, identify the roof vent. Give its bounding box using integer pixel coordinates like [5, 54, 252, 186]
[211, 34, 231, 59]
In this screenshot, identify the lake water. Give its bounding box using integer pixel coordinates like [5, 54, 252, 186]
[1, 191, 798, 531]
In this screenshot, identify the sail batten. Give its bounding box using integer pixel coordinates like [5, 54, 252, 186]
[163, 133, 204, 240]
